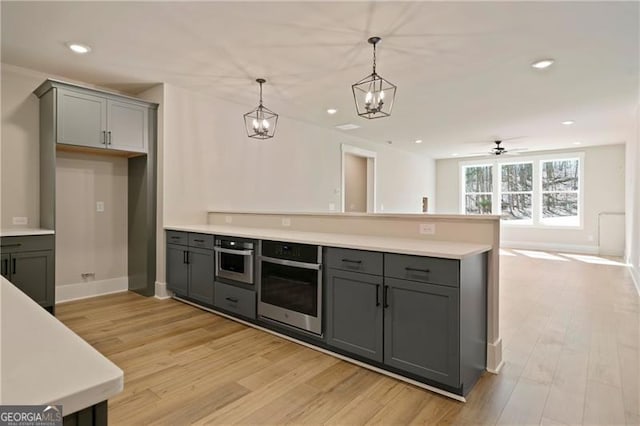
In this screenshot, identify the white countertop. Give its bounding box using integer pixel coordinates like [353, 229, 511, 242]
[0, 277, 123, 415]
[208, 210, 501, 221]
[165, 224, 491, 259]
[0, 228, 55, 237]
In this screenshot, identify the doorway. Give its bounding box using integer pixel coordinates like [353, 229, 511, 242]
[341, 144, 376, 213]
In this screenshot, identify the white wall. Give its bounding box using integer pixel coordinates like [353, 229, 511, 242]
[436, 144, 626, 253]
[626, 118, 640, 293]
[162, 83, 436, 225]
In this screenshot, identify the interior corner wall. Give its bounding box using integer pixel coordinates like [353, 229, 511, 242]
[626, 110, 640, 293]
[161, 83, 436, 224]
[436, 144, 626, 253]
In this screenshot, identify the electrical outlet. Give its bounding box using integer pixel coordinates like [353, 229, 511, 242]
[12, 217, 27, 225]
[419, 223, 436, 235]
[587, 234, 594, 242]
[96, 201, 105, 212]
[282, 217, 291, 227]
[379, 204, 385, 212]
[225, 215, 233, 224]
[329, 203, 336, 211]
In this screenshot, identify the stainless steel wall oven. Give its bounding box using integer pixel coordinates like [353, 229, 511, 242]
[257, 241, 322, 335]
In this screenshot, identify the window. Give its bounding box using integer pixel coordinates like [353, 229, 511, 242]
[540, 158, 579, 226]
[501, 162, 533, 222]
[463, 165, 493, 214]
[460, 154, 582, 227]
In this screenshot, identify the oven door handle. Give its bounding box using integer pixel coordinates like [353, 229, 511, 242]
[260, 255, 321, 271]
[213, 247, 254, 256]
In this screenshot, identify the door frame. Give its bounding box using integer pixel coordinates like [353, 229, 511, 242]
[341, 144, 376, 213]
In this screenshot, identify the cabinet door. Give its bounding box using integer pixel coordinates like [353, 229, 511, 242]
[384, 277, 460, 387]
[188, 247, 214, 305]
[326, 269, 383, 362]
[1, 253, 10, 279]
[167, 244, 189, 296]
[10, 250, 54, 307]
[57, 89, 107, 148]
[107, 99, 148, 153]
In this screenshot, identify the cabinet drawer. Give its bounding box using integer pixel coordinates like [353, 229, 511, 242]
[214, 282, 256, 319]
[188, 233, 214, 250]
[166, 231, 188, 246]
[384, 254, 459, 288]
[0, 235, 54, 253]
[326, 247, 383, 276]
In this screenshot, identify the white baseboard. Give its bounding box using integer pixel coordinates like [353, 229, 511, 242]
[486, 337, 503, 374]
[501, 240, 599, 255]
[154, 281, 172, 299]
[56, 276, 128, 303]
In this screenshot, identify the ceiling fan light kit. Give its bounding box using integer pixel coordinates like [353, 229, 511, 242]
[243, 78, 278, 139]
[352, 36, 397, 119]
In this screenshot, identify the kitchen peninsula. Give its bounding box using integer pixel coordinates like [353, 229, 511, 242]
[164, 211, 501, 400]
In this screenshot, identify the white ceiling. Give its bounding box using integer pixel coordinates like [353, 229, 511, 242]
[2, 1, 638, 158]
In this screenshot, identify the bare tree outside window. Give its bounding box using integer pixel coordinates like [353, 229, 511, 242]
[464, 165, 493, 214]
[541, 159, 579, 225]
[501, 162, 533, 221]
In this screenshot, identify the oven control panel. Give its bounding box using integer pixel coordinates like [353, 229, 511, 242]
[261, 240, 320, 263]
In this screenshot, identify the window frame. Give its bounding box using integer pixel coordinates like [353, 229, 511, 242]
[459, 152, 585, 229]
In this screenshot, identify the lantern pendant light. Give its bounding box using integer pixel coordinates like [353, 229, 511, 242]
[352, 36, 397, 119]
[244, 78, 278, 139]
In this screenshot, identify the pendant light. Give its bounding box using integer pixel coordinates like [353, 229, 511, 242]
[352, 36, 397, 119]
[244, 78, 278, 139]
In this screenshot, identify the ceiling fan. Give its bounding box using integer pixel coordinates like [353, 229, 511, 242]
[466, 138, 529, 157]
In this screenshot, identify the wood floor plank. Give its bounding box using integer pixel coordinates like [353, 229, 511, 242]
[52, 250, 635, 425]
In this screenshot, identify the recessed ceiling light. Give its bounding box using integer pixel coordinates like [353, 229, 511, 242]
[335, 123, 360, 131]
[531, 59, 554, 69]
[562, 120, 575, 125]
[66, 42, 91, 54]
[452, 153, 459, 157]
[415, 139, 423, 144]
[327, 108, 337, 115]
[573, 141, 582, 145]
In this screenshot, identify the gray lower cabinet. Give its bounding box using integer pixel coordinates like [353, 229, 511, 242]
[214, 282, 256, 319]
[0, 235, 55, 312]
[325, 268, 383, 362]
[166, 231, 214, 305]
[383, 277, 460, 387]
[324, 247, 486, 395]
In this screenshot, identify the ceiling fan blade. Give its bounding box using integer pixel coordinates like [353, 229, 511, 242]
[506, 147, 529, 152]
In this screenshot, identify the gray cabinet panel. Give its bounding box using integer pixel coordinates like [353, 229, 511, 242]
[107, 100, 147, 153]
[166, 231, 188, 246]
[1, 253, 9, 279]
[385, 254, 460, 288]
[214, 282, 256, 319]
[188, 233, 214, 250]
[325, 247, 383, 276]
[325, 268, 383, 362]
[384, 277, 460, 387]
[166, 243, 189, 296]
[57, 89, 107, 148]
[188, 247, 214, 305]
[10, 250, 54, 307]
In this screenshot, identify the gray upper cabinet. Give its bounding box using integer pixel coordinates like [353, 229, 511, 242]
[35, 80, 152, 155]
[57, 90, 107, 148]
[107, 99, 148, 153]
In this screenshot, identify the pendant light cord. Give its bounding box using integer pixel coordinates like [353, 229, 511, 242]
[259, 81, 263, 106]
[372, 43, 377, 75]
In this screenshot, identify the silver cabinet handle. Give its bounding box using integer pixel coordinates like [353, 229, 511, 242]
[213, 247, 253, 256]
[260, 255, 321, 270]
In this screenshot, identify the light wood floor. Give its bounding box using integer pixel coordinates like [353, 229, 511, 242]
[56, 250, 639, 425]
